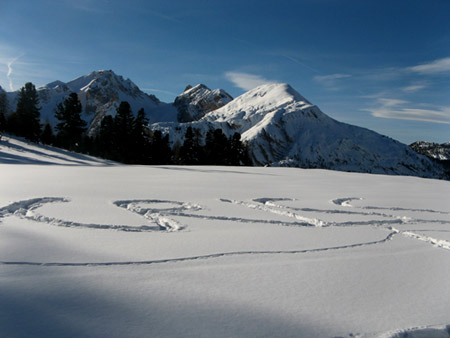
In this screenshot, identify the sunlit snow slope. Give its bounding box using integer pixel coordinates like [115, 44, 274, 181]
[0, 137, 449, 338]
[154, 83, 444, 178]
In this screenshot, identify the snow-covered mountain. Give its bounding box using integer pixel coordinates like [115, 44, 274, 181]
[152, 83, 444, 178]
[174, 84, 233, 122]
[3, 71, 446, 178]
[410, 141, 450, 161]
[5, 70, 177, 134]
[5, 71, 232, 134]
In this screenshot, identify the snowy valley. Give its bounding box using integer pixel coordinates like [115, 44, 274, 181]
[0, 136, 449, 338]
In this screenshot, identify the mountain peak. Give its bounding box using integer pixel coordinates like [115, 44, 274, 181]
[174, 84, 233, 122]
[2, 69, 167, 136]
[185, 83, 210, 93]
[65, 70, 135, 93]
[41, 80, 66, 89]
[244, 82, 311, 105]
[203, 82, 313, 126]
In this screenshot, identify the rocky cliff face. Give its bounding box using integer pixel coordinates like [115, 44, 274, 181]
[5, 70, 172, 135]
[174, 84, 233, 122]
[410, 141, 450, 161]
[66, 70, 163, 134]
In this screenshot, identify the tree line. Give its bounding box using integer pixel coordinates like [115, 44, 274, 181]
[0, 82, 251, 166]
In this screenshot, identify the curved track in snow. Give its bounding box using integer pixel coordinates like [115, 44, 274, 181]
[1, 195, 449, 267]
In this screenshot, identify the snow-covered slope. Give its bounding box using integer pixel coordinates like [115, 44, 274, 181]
[0, 135, 114, 165]
[152, 83, 444, 178]
[1, 138, 449, 338]
[5, 70, 178, 134]
[174, 84, 233, 122]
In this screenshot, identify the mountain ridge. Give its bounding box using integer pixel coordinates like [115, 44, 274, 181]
[1, 70, 447, 179]
[410, 141, 450, 161]
[152, 82, 443, 178]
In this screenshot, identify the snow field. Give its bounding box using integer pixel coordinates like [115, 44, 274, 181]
[0, 138, 449, 337]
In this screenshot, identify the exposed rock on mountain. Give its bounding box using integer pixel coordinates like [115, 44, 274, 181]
[410, 141, 450, 161]
[174, 84, 233, 122]
[5, 70, 176, 134]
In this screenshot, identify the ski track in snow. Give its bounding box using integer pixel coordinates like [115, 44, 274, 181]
[0, 197, 200, 232]
[332, 196, 450, 215]
[227, 197, 450, 251]
[332, 197, 363, 207]
[0, 196, 449, 266]
[0, 230, 398, 267]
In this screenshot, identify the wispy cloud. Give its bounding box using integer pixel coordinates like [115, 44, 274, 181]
[402, 84, 427, 93]
[147, 10, 183, 24]
[65, 0, 110, 14]
[349, 56, 450, 88]
[408, 56, 450, 75]
[313, 73, 351, 90]
[314, 73, 351, 83]
[225, 72, 275, 91]
[281, 55, 321, 74]
[364, 98, 450, 124]
[7, 54, 24, 91]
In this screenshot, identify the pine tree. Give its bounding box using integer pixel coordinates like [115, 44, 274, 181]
[149, 130, 172, 164]
[0, 91, 7, 138]
[227, 132, 251, 165]
[114, 101, 135, 163]
[96, 115, 115, 160]
[171, 140, 182, 164]
[131, 108, 151, 163]
[55, 93, 87, 150]
[14, 82, 41, 142]
[205, 128, 228, 165]
[41, 123, 55, 145]
[180, 126, 202, 164]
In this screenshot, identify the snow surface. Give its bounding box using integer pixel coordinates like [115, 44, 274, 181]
[1, 137, 449, 338]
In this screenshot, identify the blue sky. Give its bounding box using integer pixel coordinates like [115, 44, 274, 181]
[0, 0, 449, 144]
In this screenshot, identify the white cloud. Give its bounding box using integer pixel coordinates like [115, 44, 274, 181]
[402, 84, 427, 93]
[7, 55, 23, 91]
[377, 98, 409, 107]
[365, 98, 450, 124]
[408, 57, 450, 75]
[225, 72, 275, 91]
